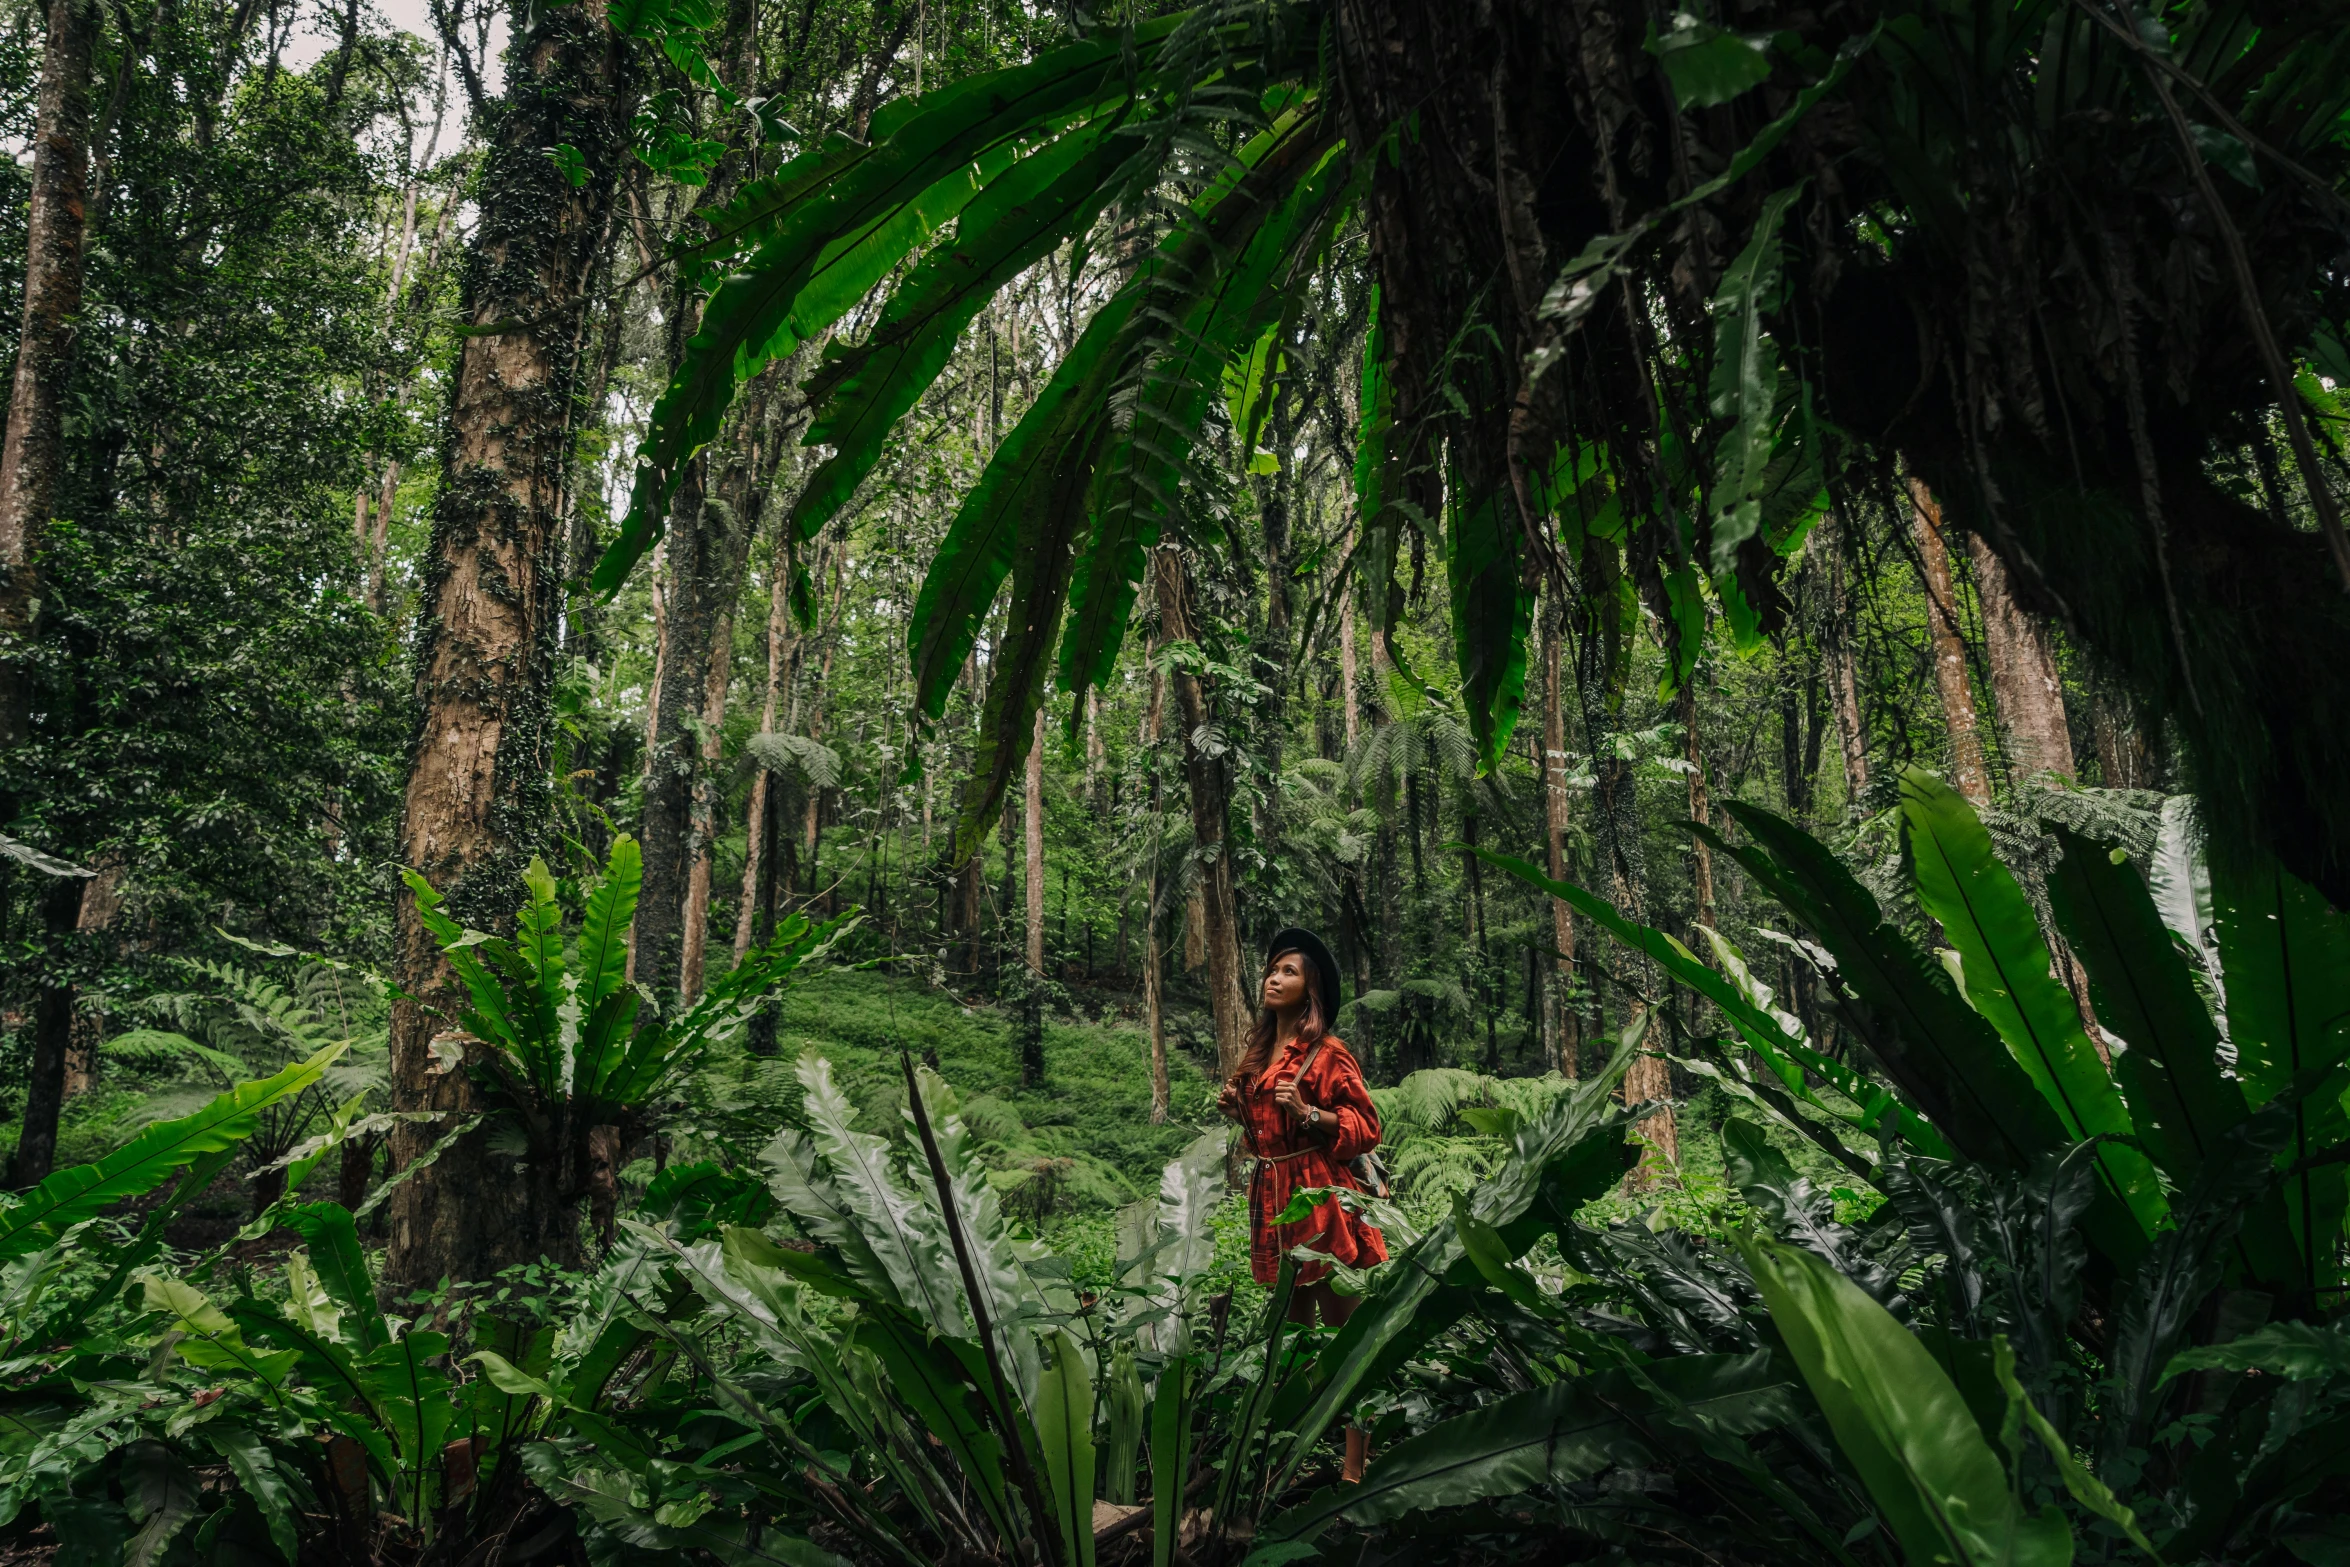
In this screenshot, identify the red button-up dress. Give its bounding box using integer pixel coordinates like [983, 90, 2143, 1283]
[1238, 1033, 1387, 1286]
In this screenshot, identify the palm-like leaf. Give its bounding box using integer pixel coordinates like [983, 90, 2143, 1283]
[597, 18, 1204, 591]
[0, 1044, 344, 1258]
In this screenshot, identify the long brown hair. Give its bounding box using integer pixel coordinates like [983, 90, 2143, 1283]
[1234, 947, 1325, 1082]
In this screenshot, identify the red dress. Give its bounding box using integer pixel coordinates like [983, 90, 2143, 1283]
[1237, 1033, 1387, 1285]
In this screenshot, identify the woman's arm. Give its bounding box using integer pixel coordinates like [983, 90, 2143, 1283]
[1305, 1046, 1381, 1162]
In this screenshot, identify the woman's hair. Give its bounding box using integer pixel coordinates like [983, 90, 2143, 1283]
[1234, 947, 1325, 1082]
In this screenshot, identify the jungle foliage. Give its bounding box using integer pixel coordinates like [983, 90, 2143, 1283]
[5, 0, 2350, 1563]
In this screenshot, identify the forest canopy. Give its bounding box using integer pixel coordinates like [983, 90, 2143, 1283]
[2, 0, 2349, 1563]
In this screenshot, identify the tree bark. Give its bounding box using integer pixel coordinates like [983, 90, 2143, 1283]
[0, 0, 99, 746]
[735, 543, 795, 959]
[1822, 509, 1870, 805]
[634, 0, 765, 998]
[1967, 531, 2075, 784]
[1684, 679, 1713, 931]
[6, 878, 85, 1189]
[799, 561, 846, 906]
[636, 402, 760, 1001]
[1144, 636, 1169, 1123]
[1025, 705, 1046, 974]
[1155, 547, 1251, 1079]
[1541, 614, 1579, 1077]
[1339, 586, 1362, 754]
[1910, 476, 1991, 807]
[386, 0, 629, 1293]
[1083, 689, 1104, 811]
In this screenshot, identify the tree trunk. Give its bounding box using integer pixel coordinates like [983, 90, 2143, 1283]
[6, 879, 84, 1190]
[1083, 689, 1104, 811]
[2093, 684, 2158, 789]
[1339, 544, 1362, 754]
[676, 597, 734, 1002]
[1145, 630, 1170, 1122]
[799, 549, 847, 906]
[1025, 705, 1046, 974]
[1156, 546, 1251, 1079]
[1910, 476, 1991, 807]
[735, 544, 794, 959]
[0, 0, 99, 746]
[634, 0, 765, 998]
[636, 401, 760, 1002]
[1967, 531, 2075, 784]
[746, 766, 786, 1056]
[385, 0, 629, 1294]
[1684, 679, 1713, 931]
[1542, 614, 1579, 1077]
[1822, 509, 1869, 805]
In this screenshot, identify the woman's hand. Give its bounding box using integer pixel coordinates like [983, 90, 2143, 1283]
[1273, 1076, 1319, 1126]
[1216, 1080, 1243, 1120]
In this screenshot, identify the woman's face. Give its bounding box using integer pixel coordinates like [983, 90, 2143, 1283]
[1262, 951, 1311, 1014]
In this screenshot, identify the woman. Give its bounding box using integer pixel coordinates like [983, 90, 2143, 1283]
[1216, 927, 1386, 1329]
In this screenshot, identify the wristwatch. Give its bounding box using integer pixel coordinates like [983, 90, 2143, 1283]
[1306, 1106, 1323, 1128]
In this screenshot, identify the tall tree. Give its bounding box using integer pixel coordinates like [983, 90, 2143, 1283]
[1143, 614, 1171, 1124]
[1025, 705, 1046, 974]
[633, 0, 764, 1002]
[1821, 511, 1870, 805]
[1540, 611, 1579, 1077]
[1910, 477, 1990, 807]
[1684, 678, 1714, 931]
[734, 541, 796, 960]
[0, 0, 99, 747]
[386, 0, 632, 1292]
[1155, 546, 1250, 1078]
[1968, 533, 2075, 785]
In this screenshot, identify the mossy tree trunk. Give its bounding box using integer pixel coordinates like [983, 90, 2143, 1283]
[386, 0, 632, 1295]
[0, 0, 97, 749]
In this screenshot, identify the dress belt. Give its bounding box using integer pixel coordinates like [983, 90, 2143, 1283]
[1256, 1145, 1318, 1166]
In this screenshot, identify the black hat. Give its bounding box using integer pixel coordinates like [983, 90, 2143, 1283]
[1264, 927, 1343, 1019]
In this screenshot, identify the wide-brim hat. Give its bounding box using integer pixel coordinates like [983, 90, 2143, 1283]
[1263, 927, 1342, 1019]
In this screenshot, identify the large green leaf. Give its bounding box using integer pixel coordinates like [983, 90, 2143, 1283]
[2046, 826, 2302, 1289]
[571, 835, 643, 1097]
[120, 1441, 200, 1567]
[230, 1297, 381, 1431]
[1056, 121, 1348, 708]
[1648, 15, 1777, 108]
[855, 1314, 1020, 1549]
[1710, 801, 2072, 1174]
[783, 1054, 966, 1331]
[0, 1043, 344, 1257]
[207, 1426, 301, 1565]
[2047, 826, 2242, 1179]
[403, 866, 521, 1054]
[278, 1201, 387, 1354]
[1269, 1352, 1794, 1539]
[786, 122, 1132, 548]
[906, 302, 1133, 735]
[1705, 183, 1801, 572]
[598, 22, 1199, 593]
[1900, 768, 2160, 1232]
[1446, 487, 1534, 775]
[142, 1275, 301, 1388]
[1035, 1329, 1096, 1567]
[2212, 857, 2350, 1283]
[1468, 843, 1947, 1155]
[2102, 1100, 2298, 1459]
[1148, 1355, 1190, 1567]
[952, 418, 1108, 862]
[1738, 1232, 2075, 1567]
[362, 1330, 457, 1512]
